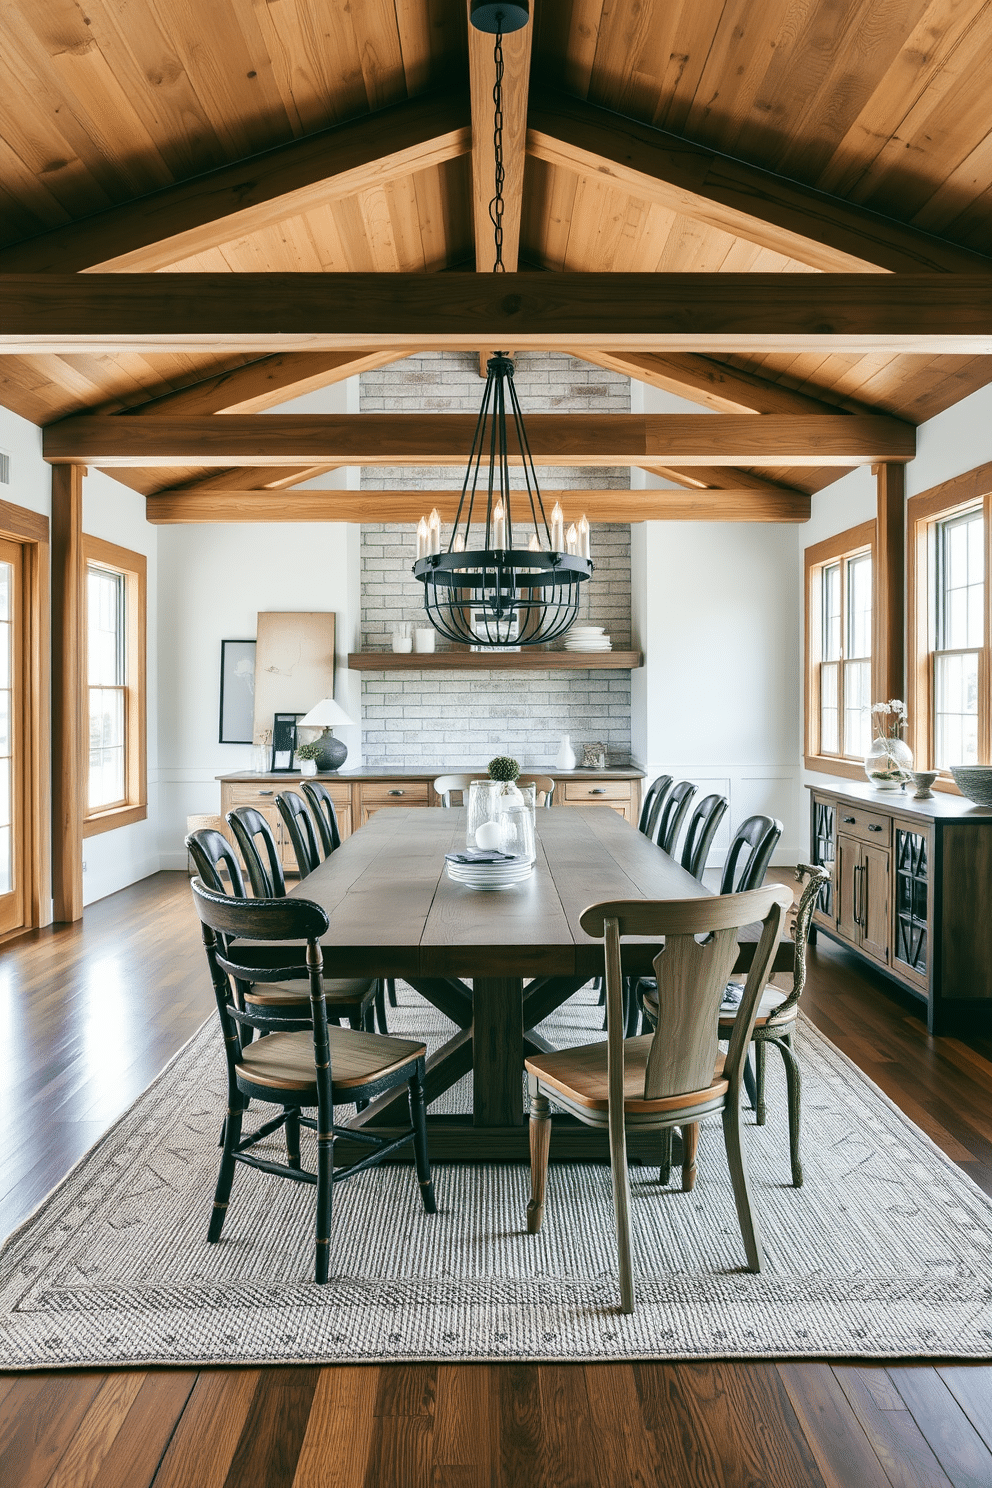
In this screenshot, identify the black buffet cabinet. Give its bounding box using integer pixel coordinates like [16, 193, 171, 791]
[808, 780, 992, 1033]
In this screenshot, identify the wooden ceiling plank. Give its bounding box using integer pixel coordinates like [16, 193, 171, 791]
[144, 485, 811, 524]
[577, 350, 857, 416]
[113, 350, 408, 418]
[0, 89, 471, 275]
[640, 465, 810, 497]
[42, 411, 915, 466]
[526, 87, 992, 273]
[5, 271, 990, 354]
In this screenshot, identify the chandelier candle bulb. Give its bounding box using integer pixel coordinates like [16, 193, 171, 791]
[428, 508, 442, 555]
[551, 502, 565, 551]
[528, 534, 540, 552]
[565, 523, 578, 555]
[492, 499, 506, 549]
[416, 516, 429, 560]
[452, 532, 465, 553]
[579, 515, 590, 559]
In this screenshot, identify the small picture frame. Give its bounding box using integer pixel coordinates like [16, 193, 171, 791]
[271, 712, 302, 772]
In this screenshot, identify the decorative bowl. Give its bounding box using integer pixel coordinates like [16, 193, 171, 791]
[949, 766, 992, 806]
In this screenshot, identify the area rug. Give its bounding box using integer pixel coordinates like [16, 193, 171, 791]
[1, 985, 991, 1368]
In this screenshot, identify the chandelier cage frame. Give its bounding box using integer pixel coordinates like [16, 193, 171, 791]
[412, 6, 593, 650]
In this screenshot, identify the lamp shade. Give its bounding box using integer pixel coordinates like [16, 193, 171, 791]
[298, 698, 354, 729]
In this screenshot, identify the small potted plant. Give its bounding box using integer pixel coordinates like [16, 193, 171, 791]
[488, 756, 521, 791]
[865, 699, 913, 788]
[295, 739, 321, 777]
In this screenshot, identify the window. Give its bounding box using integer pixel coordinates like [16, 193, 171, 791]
[805, 522, 875, 776]
[82, 537, 146, 835]
[908, 465, 992, 782]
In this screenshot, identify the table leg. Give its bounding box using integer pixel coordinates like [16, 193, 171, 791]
[472, 977, 524, 1127]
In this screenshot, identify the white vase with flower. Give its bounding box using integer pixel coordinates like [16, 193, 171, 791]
[864, 699, 913, 789]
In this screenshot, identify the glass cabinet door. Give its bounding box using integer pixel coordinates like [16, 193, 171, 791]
[894, 827, 929, 982]
[811, 797, 835, 919]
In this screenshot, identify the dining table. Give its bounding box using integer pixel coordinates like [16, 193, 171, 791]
[285, 805, 793, 1166]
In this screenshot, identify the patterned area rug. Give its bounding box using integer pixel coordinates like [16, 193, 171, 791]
[2, 985, 991, 1368]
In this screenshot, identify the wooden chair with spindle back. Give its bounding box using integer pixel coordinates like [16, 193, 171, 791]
[187, 826, 248, 898]
[301, 779, 342, 856]
[524, 883, 792, 1312]
[680, 794, 729, 882]
[191, 879, 436, 1284]
[276, 790, 322, 879]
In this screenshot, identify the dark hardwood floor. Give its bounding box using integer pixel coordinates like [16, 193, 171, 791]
[2, 870, 992, 1487]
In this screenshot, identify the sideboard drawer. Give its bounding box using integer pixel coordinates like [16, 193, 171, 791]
[834, 805, 891, 846]
[223, 782, 281, 807]
[360, 781, 431, 806]
[562, 780, 631, 803]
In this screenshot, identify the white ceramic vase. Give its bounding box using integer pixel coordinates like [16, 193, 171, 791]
[555, 735, 577, 771]
[300, 758, 318, 777]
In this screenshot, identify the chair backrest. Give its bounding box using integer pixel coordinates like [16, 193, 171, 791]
[770, 863, 831, 1021]
[720, 815, 783, 895]
[226, 805, 286, 898]
[517, 774, 555, 807]
[276, 790, 321, 878]
[434, 773, 480, 807]
[580, 884, 791, 1102]
[637, 775, 667, 834]
[301, 779, 342, 856]
[642, 775, 673, 840]
[186, 827, 247, 897]
[655, 780, 697, 855]
[680, 793, 729, 882]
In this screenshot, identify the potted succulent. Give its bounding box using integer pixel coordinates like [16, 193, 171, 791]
[295, 739, 321, 777]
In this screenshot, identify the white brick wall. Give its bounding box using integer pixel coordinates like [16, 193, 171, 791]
[359, 352, 633, 768]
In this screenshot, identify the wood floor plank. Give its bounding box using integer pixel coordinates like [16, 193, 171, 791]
[581, 1362, 664, 1487]
[777, 1363, 892, 1488]
[222, 1368, 320, 1488]
[496, 1364, 544, 1488]
[291, 1367, 378, 1488]
[151, 1371, 261, 1488]
[45, 1372, 147, 1488]
[937, 1368, 992, 1456]
[430, 1365, 494, 1483]
[0, 1374, 106, 1488]
[887, 1367, 992, 1488]
[833, 1365, 954, 1488]
[360, 1365, 436, 1488]
[537, 1364, 609, 1487]
[80, 1370, 196, 1488]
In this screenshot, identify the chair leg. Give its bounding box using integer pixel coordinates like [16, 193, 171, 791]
[386, 978, 398, 1007]
[776, 1031, 804, 1188]
[658, 1127, 673, 1186]
[314, 1125, 333, 1285]
[408, 1068, 437, 1214]
[743, 1053, 757, 1111]
[608, 1090, 635, 1313]
[624, 977, 641, 1039]
[285, 1106, 301, 1170]
[527, 1089, 552, 1233]
[680, 1123, 699, 1192]
[375, 979, 388, 1034]
[208, 1100, 245, 1242]
[722, 1099, 764, 1273]
[755, 1040, 768, 1126]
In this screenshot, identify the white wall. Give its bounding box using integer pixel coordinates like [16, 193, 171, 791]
[0, 406, 51, 520]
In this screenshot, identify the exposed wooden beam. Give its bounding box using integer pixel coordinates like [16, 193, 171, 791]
[470, 8, 532, 374]
[6, 273, 988, 354]
[527, 89, 992, 275]
[117, 351, 408, 417]
[44, 412, 914, 467]
[145, 487, 811, 524]
[578, 351, 857, 417]
[50, 465, 85, 923]
[640, 466, 809, 496]
[874, 462, 906, 706]
[0, 92, 471, 276]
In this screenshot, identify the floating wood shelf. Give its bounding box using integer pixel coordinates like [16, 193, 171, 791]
[347, 649, 643, 671]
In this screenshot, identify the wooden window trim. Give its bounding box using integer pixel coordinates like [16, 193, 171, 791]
[907, 460, 992, 793]
[82, 534, 147, 837]
[0, 500, 50, 929]
[804, 520, 876, 779]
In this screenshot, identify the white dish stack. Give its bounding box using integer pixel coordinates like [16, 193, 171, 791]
[445, 852, 534, 891]
[564, 624, 612, 653]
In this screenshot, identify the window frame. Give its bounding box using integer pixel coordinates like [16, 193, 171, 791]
[907, 464, 992, 790]
[804, 520, 877, 779]
[81, 535, 146, 836]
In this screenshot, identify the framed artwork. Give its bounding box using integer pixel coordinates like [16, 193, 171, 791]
[271, 712, 302, 772]
[253, 612, 336, 745]
[218, 640, 256, 744]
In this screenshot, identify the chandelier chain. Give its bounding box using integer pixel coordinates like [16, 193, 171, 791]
[489, 30, 505, 272]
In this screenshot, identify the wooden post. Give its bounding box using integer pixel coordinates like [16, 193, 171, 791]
[51, 464, 85, 922]
[873, 462, 905, 705]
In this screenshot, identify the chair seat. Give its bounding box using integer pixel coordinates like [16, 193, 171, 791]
[237, 1025, 427, 1098]
[525, 1036, 728, 1114]
[244, 977, 375, 1009]
[716, 983, 796, 1030]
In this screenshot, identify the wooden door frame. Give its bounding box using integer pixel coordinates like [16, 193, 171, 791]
[0, 496, 50, 932]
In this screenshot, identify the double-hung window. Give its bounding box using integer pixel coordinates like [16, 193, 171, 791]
[82, 537, 147, 834]
[805, 523, 874, 774]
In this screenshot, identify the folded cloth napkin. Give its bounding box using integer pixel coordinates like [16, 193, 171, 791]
[721, 981, 744, 1010]
[444, 849, 519, 864]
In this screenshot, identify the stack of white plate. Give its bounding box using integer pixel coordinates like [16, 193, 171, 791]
[564, 625, 612, 652]
[445, 854, 534, 890]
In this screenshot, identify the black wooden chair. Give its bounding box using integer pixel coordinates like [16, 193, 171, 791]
[219, 810, 381, 1035]
[681, 793, 729, 882]
[276, 790, 321, 878]
[640, 775, 672, 839]
[301, 779, 342, 856]
[187, 826, 247, 898]
[654, 780, 697, 855]
[720, 815, 783, 894]
[191, 879, 436, 1284]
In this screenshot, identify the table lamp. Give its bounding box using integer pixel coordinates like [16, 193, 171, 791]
[298, 698, 354, 772]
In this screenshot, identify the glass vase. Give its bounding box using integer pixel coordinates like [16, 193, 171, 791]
[466, 779, 502, 849]
[864, 734, 913, 789]
[495, 782, 536, 861]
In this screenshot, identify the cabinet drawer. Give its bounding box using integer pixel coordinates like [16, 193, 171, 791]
[360, 781, 430, 806]
[223, 782, 281, 807]
[833, 805, 890, 846]
[562, 781, 631, 803]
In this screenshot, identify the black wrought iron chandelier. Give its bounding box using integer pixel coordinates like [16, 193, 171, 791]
[412, 2, 593, 649]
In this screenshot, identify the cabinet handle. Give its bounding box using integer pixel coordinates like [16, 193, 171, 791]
[842, 816, 856, 824]
[853, 863, 863, 927]
[259, 790, 274, 797]
[868, 823, 883, 832]
[388, 789, 404, 796]
[590, 788, 606, 795]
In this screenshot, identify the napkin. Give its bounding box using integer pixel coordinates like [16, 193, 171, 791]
[444, 850, 520, 864]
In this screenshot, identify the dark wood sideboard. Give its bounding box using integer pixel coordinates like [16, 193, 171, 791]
[808, 780, 992, 1033]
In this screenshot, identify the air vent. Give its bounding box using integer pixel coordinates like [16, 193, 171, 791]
[0, 451, 9, 484]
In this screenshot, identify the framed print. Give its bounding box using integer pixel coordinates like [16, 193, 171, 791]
[219, 640, 256, 744]
[271, 712, 302, 772]
[253, 612, 336, 745]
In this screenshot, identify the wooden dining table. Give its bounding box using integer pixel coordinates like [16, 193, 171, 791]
[287, 805, 792, 1166]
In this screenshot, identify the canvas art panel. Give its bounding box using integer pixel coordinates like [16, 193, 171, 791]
[252, 612, 336, 746]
